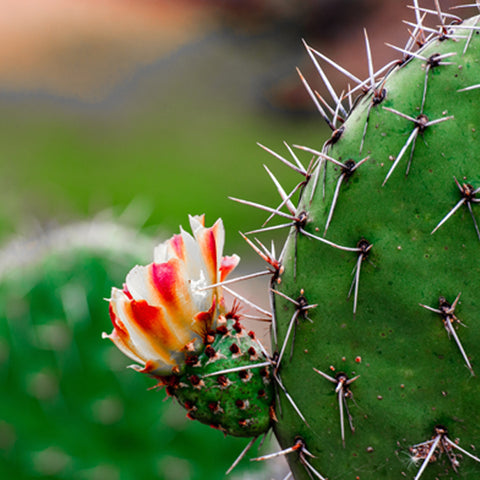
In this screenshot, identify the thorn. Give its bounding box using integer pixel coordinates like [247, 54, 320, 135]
[364, 28, 375, 91]
[324, 157, 369, 235]
[223, 285, 272, 318]
[245, 223, 295, 235]
[197, 270, 272, 291]
[296, 67, 335, 130]
[273, 290, 317, 368]
[229, 196, 297, 221]
[382, 109, 454, 185]
[239, 232, 282, 273]
[263, 164, 297, 215]
[407, 4, 462, 22]
[431, 178, 480, 239]
[305, 43, 362, 86]
[250, 438, 303, 462]
[293, 145, 345, 168]
[466, 201, 480, 240]
[202, 361, 272, 378]
[315, 90, 337, 118]
[450, 2, 480, 10]
[313, 368, 359, 447]
[257, 142, 307, 177]
[419, 295, 475, 375]
[332, 89, 345, 129]
[303, 39, 347, 117]
[273, 371, 309, 426]
[383, 106, 417, 123]
[226, 436, 258, 475]
[284, 141, 309, 174]
[299, 227, 363, 252]
[347, 239, 372, 317]
[404, 7, 428, 51]
[412, 433, 443, 480]
[411, 425, 480, 480]
[324, 172, 346, 236]
[443, 436, 480, 464]
[347, 59, 399, 98]
[300, 454, 327, 480]
[458, 83, 480, 92]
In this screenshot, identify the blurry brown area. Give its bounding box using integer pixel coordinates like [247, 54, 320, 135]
[0, 0, 475, 106]
[0, 0, 215, 100]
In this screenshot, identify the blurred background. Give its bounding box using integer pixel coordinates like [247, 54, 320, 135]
[0, 0, 476, 479]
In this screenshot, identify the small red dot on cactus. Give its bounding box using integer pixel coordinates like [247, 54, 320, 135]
[185, 354, 199, 366]
[248, 331, 256, 339]
[248, 346, 256, 356]
[230, 343, 240, 354]
[233, 321, 242, 333]
[189, 375, 201, 386]
[205, 345, 216, 358]
[216, 325, 228, 335]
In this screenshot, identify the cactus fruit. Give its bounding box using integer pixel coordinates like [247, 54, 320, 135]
[247, 4, 480, 480]
[167, 316, 274, 438]
[103, 215, 275, 440]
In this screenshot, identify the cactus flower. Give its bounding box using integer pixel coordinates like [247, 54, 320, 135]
[103, 215, 240, 376]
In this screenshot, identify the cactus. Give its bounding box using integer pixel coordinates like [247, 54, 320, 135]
[103, 3, 480, 479]
[246, 4, 480, 480]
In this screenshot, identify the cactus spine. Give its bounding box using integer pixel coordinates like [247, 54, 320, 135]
[266, 8, 480, 480]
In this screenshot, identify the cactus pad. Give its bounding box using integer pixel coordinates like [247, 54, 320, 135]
[243, 8, 480, 480]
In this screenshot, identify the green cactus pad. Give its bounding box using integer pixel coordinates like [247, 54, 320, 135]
[270, 13, 480, 480]
[168, 317, 274, 437]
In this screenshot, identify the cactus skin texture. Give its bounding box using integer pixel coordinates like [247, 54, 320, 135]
[268, 11, 480, 480]
[166, 317, 274, 438]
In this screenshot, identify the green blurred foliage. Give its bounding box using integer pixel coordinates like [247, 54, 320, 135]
[0, 71, 324, 253]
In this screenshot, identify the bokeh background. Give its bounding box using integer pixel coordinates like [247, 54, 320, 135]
[0, 1, 476, 479]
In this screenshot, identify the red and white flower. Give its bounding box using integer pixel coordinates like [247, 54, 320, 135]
[103, 215, 240, 376]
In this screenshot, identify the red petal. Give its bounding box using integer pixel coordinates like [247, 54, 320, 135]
[169, 234, 185, 261]
[193, 299, 216, 336]
[107, 303, 143, 363]
[150, 261, 196, 328]
[197, 227, 218, 284]
[127, 299, 186, 355]
[219, 254, 240, 282]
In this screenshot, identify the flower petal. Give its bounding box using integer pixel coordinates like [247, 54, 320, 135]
[103, 300, 144, 365]
[190, 215, 224, 284]
[105, 215, 240, 376]
[111, 289, 184, 370]
[219, 254, 240, 282]
[154, 233, 186, 264]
